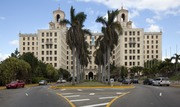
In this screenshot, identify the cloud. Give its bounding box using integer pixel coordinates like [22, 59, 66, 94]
[9, 40, 19, 46]
[78, 0, 180, 13]
[129, 10, 139, 19]
[146, 18, 155, 24]
[0, 53, 9, 61]
[88, 22, 102, 33]
[0, 17, 5, 20]
[86, 8, 95, 15]
[147, 24, 161, 32]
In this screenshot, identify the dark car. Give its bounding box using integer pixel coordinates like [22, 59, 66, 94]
[6, 80, 25, 89]
[132, 79, 139, 84]
[122, 79, 132, 84]
[143, 78, 154, 85]
[39, 80, 47, 85]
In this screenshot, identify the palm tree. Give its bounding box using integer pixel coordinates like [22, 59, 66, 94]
[94, 48, 104, 82]
[96, 9, 123, 84]
[171, 54, 180, 73]
[60, 6, 87, 85]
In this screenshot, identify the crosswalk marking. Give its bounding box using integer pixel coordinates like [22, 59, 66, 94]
[89, 93, 95, 95]
[61, 93, 73, 95]
[80, 102, 109, 107]
[65, 95, 80, 98]
[77, 89, 83, 91]
[70, 99, 90, 102]
[99, 96, 117, 99]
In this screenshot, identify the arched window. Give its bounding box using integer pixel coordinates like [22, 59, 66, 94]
[121, 13, 125, 22]
[56, 14, 60, 22]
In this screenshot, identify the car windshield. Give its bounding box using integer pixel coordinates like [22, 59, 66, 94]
[10, 81, 17, 84]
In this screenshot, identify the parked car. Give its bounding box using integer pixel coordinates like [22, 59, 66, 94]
[152, 77, 170, 86]
[131, 79, 139, 84]
[39, 80, 47, 85]
[122, 79, 132, 84]
[143, 78, 154, 85]
[6, 80, 25, 89]
[57, 79, 67, 84]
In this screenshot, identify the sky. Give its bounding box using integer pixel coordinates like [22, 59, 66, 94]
[0, 0, 180, 61]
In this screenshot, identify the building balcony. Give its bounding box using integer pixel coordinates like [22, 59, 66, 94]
[46, 41, 53, 45]
[129, 41, 136, 44]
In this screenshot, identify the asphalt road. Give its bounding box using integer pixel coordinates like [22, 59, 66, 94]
[0, 85, 71, 107]
[0, 84, 180, 107]
[111, 84, 180, 107]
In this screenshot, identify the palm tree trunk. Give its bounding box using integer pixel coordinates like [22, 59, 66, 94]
[72, 47, 76, 85]
[103, 52, 106, 83]
[76, 53, 80, 84]
[98, 65, 101, 82]
[107, 47, 111, 85]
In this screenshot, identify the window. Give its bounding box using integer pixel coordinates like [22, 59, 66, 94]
[156, 40, 158, 44]
[32, 37, 34, 40]
[129, 50, 132, 54]
[133, 31, 135, 35]
[50, 51, 52, 55]
[32, 42, 34, 45]
[152, 50, 154, 54]
[125, 50, 127, 54]
[50, 32, 52, 37]
[137, 37, 140, 41]
[125, 56, 127, 60]
[42, 32, 44, 37]
[152, 41, 154, 44]
[54, 45, 57, 49]
[129, 31, 132, 35]
[129, 62, 132, 66]
[42, 57, 44, 61]
[46, 57, 49, 61]
[133, 50, 135, 54]
[54, 57, 57, 61]
[125, 38, 127, 42]
[125, 44, 127, 48]
[137, 50, 140, 54]
[156, 35, 158, 39]
[137, 56, 140, 60]
[54, 51, 57, 55]
[42, 45, 44, 49]
[133, 56, 135, 60]
[23, 47, 25, 50]
[67, 66, 68, 69]
[28, 42, 30, 45]
[156, 55, 158, 58]
[137, 31, 140, 35]
[156, 50, 158, 53]
[42, 39, 44, 43]
[23, 42, 25, 45]
[137, 44, 140, 48]
[54, 63, 57, 67]
[147, 50, 149, 54]
[46, 32, 49, 37]
[147, 41, 149, 44]
[125, 31, 127, 35]
[28, 47, 30, 50]
[54, 32, 57, 36]
[129, 56, 132, 60]
[147, 36, 149, 39]
[156, 45, 158, 49]
[23, 37, 25, 40]
[125, 62, 127, 66]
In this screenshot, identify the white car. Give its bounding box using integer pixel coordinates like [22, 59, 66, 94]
[153, 77, 170, 86]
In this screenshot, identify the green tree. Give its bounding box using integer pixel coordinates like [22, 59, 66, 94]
[0, 57, 31, 85]
[58, 68, 71, 80]
[171, 54, 180, 73]
[11, 48, 20, 58]
[46, 64, 58, 82]
[60, 6, 90, 85]
[96, 9, 123, 84]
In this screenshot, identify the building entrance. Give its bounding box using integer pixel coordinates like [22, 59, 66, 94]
[88, 72, 93, 80]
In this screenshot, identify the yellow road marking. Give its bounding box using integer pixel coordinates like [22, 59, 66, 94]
[106, 92, 130, 107]
[56, 93, 76, 107]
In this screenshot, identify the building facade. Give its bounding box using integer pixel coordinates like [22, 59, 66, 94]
[115, 7, 162, 68]
[19, 7, 162, 80]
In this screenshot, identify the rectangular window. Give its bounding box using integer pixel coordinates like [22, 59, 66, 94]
[54, 57, 57, 61]
[42, 32, 44, 37]
[23, 42, 25, 45]
[54, 51, 57, 55]
[42, 57, 44, 61]
[54, 32, 57, 36]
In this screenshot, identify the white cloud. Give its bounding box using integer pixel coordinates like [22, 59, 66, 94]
[0, 53, 9, 61]
[146, 18, 155, 24]
[88, 22, 102, 33]
[86, 8, 95, 15]
[78, 0, 180, 13]
[129, 10, 139, 19]
[9, 40, 19, 46]
[132, 22, 137, 28]
[0, 17, 5, 20]
[147, 24, 161, 32]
